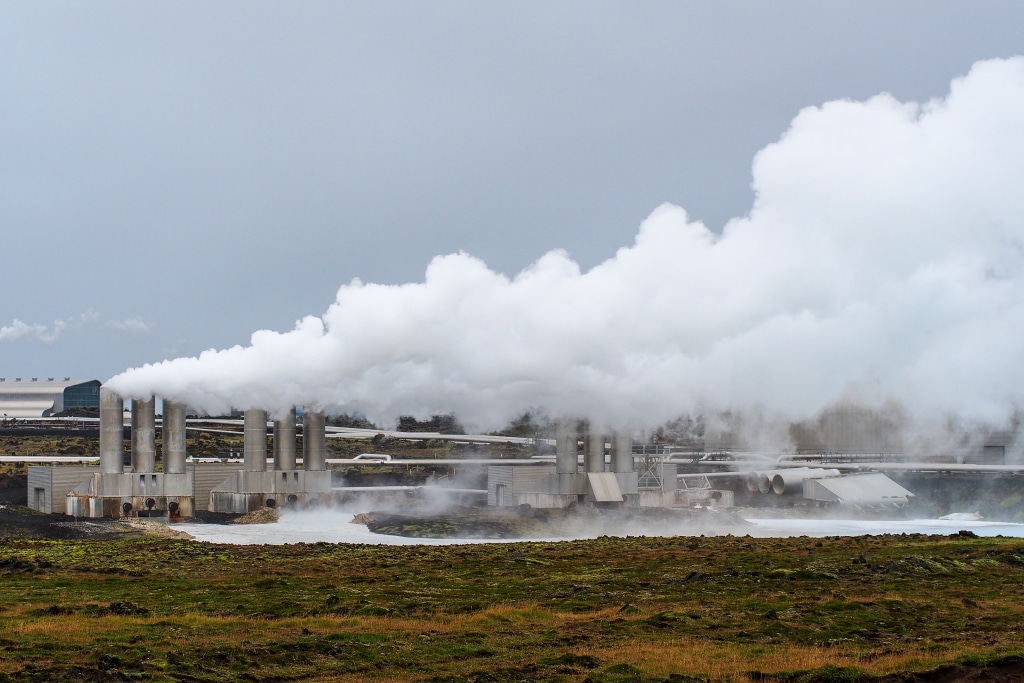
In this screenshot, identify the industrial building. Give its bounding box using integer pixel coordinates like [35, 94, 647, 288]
[487, 419, 639, 508]
[28, 462, 240, 515]
[54, 388, 334, 518]
[0, 378, 101, 418]
[207, 407, 332, 513]
[65, 391, 195, 518]
[19, 382, 1020, 519]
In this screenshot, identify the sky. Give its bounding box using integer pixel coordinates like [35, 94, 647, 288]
[5, 2, 1024, 433]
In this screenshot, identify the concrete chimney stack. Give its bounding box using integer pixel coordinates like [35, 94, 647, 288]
[131, 397, 156, 474]
[244, 409, 268, 471]
[302, 410, 326, 471]
[99, 388, 124, 474]
[585, 427, 606, 473]
[555, 417, 578, 475]
[612, 432, 634, 473]
[274, 407, 297, 470]
[163, 400, 187, 475]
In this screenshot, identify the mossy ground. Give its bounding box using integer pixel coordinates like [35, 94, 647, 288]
[1, 532, 1023, 681]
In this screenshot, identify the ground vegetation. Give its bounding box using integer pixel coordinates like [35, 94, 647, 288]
[1, 523, 1023, 681]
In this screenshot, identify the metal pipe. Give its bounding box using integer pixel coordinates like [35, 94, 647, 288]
[131, 397, 156, 474]
[585, 428, 605, 473]
[163, 400, 187, 474]
[771, 468, 841, 495]
[555, 418, 578, 474]
[244, 409, 268, 471]
[274, 407, 297, 470]
[303, 410, 326, 471]
[99, 388, 124, 474]
[612, 432, 633, 473]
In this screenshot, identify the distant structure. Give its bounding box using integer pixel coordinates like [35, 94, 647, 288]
[60, 388, 331, 518]
[488, 418, 639, 508]
[0, 378, 101, 418]
[65, 389, 195, 518]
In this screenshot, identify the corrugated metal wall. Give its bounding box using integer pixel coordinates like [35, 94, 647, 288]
[487, 466, 556, 506]
[27, 465, 98, 513]
[189, 463, 244, 512]
[487, 466, 514, 506]
[512, 465, 555, 495]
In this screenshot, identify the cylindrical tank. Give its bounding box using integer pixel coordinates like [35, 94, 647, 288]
[99, 388, 124, 474]
[303, 410, 326, 471]
[163, 400, 187, 474]
[585, 429, 605, 473]
[244, 409, 268, 471]
[555, 418, 578, 475]
[771, 468, 842, 495]
[274, 407, 297, 470]
[131, 397, 156, 474]
[612, 432, 633, 473]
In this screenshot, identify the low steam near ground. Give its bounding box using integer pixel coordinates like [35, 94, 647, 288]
[108, 58, 1024, 458]
[172, 507, 1024, 546]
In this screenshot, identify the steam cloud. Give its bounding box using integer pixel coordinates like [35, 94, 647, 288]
[108, 58, 1024, 435]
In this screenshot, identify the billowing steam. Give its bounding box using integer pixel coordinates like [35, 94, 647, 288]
[108, 57, 1024, 436]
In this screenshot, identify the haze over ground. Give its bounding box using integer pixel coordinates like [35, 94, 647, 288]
[5, 4, 1024, 443]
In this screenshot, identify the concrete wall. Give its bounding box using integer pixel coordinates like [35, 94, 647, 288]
[208, 469, 332, 514]
[28, 461, 334, 517]
[517, 492, 579, 509]
[678, 488, 734, 508]
[66, 471, 194, 518]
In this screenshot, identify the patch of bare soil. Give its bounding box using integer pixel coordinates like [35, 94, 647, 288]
[116, 518, 193, 539]
[876, 657, 1024, 682]
[233, 507, 279, 524]
[0, 505, 140, 540]
[0, 473, 27, 505]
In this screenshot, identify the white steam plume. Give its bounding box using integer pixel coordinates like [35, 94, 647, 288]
[108, 57, 1024, 433]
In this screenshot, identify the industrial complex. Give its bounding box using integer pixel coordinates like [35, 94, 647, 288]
[4, 381, 1022, 522]
[0, 378, 101, 418]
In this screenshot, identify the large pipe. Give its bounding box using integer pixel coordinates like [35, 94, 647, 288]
[612, 432, 633, 473]
[771, 468, 841, 495]
[163, 400, 187, 475]
[303, 410, 326, 471]
[131, 397, 156, 474]
[244, 409, 268, 471]
[555, 418, 578, 475]
[99, 388, 124, 474]
[585, 428, 605, 473]
[274, 407, 297, 470]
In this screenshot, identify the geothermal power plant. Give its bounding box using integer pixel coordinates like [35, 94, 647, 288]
[25, 384, 1015, 521]
[62, 389, 334, 517]
[59, 390, 647, 518]
[10, 379, 1021, 521]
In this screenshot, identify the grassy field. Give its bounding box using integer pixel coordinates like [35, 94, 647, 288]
[1, 531, 1023, 681]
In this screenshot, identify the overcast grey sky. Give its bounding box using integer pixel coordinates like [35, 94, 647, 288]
[4, 2, 1024, 384]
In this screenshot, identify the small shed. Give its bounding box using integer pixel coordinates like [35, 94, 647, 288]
[487, 465, 556, 507]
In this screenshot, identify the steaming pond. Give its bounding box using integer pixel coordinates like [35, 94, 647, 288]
[173, 509, 1024, 545]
